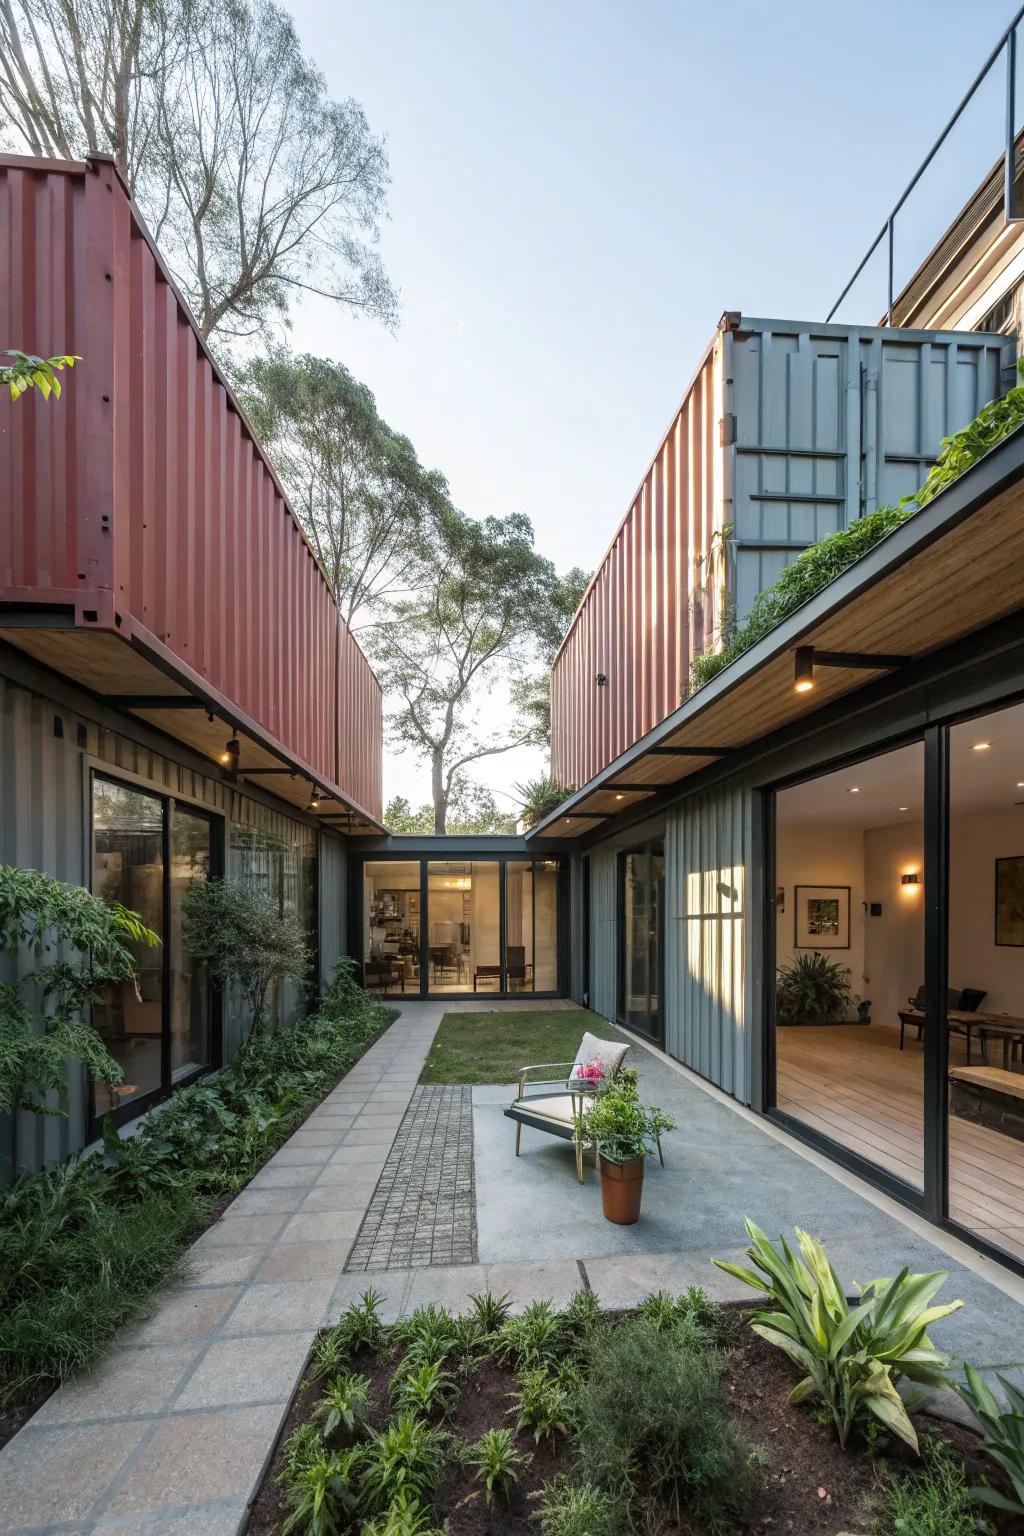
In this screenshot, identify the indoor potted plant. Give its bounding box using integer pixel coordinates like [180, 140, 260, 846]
[775, 951, 852, 1026]
[579, 1069, 675, 1224]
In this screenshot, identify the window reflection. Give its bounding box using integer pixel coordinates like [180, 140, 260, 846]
[364, 861, 420, 994]
[428, 862, 499, 994]
[91, 780, 165, 1114]
[171, 808, 213, 1082]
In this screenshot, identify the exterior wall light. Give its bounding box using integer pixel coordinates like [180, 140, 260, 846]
[220, 731, 239, 766]
[595, 672, 607, 687]
[306, 785, 321, 811]
[793, 647, 815, 693]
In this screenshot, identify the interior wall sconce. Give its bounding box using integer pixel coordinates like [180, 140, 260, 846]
[774, 887, 785, 910]
[901, 872, 920, 887]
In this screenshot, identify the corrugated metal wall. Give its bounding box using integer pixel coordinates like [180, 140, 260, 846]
[0, 155, 382, 819]
[551, 340, 722, 791]
[664, 784, 753, 1103]
[586, 846, 618, 1022]
[550, 316, 1010, 790]
[729, 324, 1009, 619]
[319, 833, 349, 991]
[0, 667, 337, 1180]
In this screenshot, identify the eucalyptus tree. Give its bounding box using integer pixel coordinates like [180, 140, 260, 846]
[0, 0, 396, 342]
[238, 352, 444, 630]
[371, 509, 566, 834]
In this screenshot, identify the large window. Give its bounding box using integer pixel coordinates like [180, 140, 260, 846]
[946, 703, 1024, 1266]
[230, 813, 316, 1027]
[773, 743, 925, 1191]
[91, 775, 221, 1122]
[360, 857, 563, 998]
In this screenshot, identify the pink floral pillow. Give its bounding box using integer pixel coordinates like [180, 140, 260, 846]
[569, 1031, 629, 1083]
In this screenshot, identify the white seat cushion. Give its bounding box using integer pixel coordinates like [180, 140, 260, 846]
[570, 1031, 629, 1083]
[513, 1093, 580, 1126]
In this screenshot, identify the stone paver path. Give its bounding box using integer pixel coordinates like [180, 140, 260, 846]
[0, 1005, 443, 1536]
[346, 1084, 476, 1272]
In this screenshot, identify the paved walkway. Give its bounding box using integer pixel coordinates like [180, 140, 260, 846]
[0, 1007, 442, 1536]
[346, 1084, 476, 1271]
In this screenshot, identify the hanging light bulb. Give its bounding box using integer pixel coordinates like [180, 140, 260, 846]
[306, 784, 321, 811]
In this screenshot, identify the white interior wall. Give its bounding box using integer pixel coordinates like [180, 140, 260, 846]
[862, 823, 925, 1029]
[775, 825, 867, 1003]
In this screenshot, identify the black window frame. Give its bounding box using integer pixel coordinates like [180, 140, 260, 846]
[354, 854, 568, 1001]
[87, 766, 224, 1136]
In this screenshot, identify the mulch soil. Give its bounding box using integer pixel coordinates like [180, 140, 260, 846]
[245, 1306, 1020, 1536]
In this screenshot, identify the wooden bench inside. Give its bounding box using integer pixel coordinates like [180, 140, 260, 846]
[948, 1065, 1024, 1100]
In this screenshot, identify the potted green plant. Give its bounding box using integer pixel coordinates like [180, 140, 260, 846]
[775, 952, 852, 1027]
[579, 1069, 675, 1224]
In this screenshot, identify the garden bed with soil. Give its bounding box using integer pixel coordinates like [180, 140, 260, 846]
[246, 1290, 1016, 1536]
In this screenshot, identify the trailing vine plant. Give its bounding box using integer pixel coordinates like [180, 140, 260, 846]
[690, 359, 1024, 691]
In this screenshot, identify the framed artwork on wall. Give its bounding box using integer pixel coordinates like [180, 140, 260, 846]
[995, 856, 1024, 946]
[794, 885, 850, 949]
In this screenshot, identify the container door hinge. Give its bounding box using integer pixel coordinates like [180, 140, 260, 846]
[719, 413, 736, 446]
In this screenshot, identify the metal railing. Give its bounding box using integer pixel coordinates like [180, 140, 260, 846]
[828, 5, 1024, 325]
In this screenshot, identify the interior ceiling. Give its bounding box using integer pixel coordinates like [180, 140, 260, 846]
[778, 700, 1024, 828]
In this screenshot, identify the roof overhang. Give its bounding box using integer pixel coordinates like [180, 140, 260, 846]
[0, 613, 387, 835]
[528, 422, 1024, 841]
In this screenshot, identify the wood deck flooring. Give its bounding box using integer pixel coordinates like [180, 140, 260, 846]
[776, 1023, 1024, 1265]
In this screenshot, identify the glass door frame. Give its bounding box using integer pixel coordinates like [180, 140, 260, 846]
[761, 712, 1024, 1279]
[86, 764, 225, 1135]
[356, 854, 568, 1001]
[616, 840, 665, 1046]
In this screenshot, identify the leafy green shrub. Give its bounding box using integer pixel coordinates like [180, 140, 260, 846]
[690, 361, 1024, 693]
[448, 1314, 484, 1372]
[0, 964, 391, 1405]
[392, 1304, 456, 1366]
[776, 952, 852, 1026]
[360, 1412, 448, 1510]
[463, 1426, 531, 1504]
[181, 876, 311, 1036]
[957, 1364, 1024, 1517]
[533, 1475, 627, 1536]
[562, 1286, 601, 1337]
[0, 1180, 204, 1397]
[514, 775, 574, 829]
[570, 1314, 756, 1532]
[579, 1068, 675, 1164]
[358, 1490, 445, 1535]
[878, 1434, 985, 1535]
[314, 1371, 373, 1443]
[468, 1289, 511, 1333]
[637, 1284, 727, 1340]
[330, 1289, 390, 1360]
[0, 865, 159, 1118]
[280, 1446, 365, 1536]
[279, 1422, 327, 1482]
[714, 1219, 961, 1450]
[495, 1299, 565, 1369]
[509, 1366, 570, 1444]
[391, 1359, 458, 1419]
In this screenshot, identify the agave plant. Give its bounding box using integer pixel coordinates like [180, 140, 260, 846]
[714, 1219, 962, 1450]
[957, 1364, 1024, 1516]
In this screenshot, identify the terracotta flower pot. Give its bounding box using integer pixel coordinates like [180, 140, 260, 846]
[599, 1153, 645, 1224]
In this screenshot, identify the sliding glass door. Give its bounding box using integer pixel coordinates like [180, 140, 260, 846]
[360, 856, 564, 998]
[91, 773, 221, 1125]
[619, 844, 664, 1042]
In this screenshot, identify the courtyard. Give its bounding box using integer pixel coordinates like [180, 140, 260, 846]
[3, 1000, 1024, 1534]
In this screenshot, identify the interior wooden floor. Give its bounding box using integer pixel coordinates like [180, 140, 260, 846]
[777, 1023, 1024, 1266]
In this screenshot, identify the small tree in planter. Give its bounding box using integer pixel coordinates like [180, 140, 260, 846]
[0, 865, 159, 1118]
[181, 878, 311, 1039]
[579, 1069, 675, 1225]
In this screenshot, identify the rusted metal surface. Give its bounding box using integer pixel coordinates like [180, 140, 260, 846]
[550, 314, 1009, 792]
[0, 154, 382, 820]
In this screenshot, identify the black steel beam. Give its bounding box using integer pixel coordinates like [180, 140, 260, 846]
[809, 648, 910, 671]
[647, 746, 734, 756]
[104, 694, 204, 708]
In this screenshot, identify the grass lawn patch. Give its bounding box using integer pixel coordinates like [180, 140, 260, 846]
[419, 1009, 629, 1085]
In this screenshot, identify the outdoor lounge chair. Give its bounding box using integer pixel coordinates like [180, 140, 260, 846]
[503, 1030, 633, 1182]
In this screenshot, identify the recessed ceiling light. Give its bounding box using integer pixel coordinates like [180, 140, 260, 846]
[899, 805, 909, 811]
[848, 786, 860, 793]
[973, 741, 992, 751]
[615, 793, 624, 801]
[1017, 783, 1024, 789]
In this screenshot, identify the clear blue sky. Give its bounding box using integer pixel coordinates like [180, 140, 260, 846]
[285, 0, 1014, 808]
